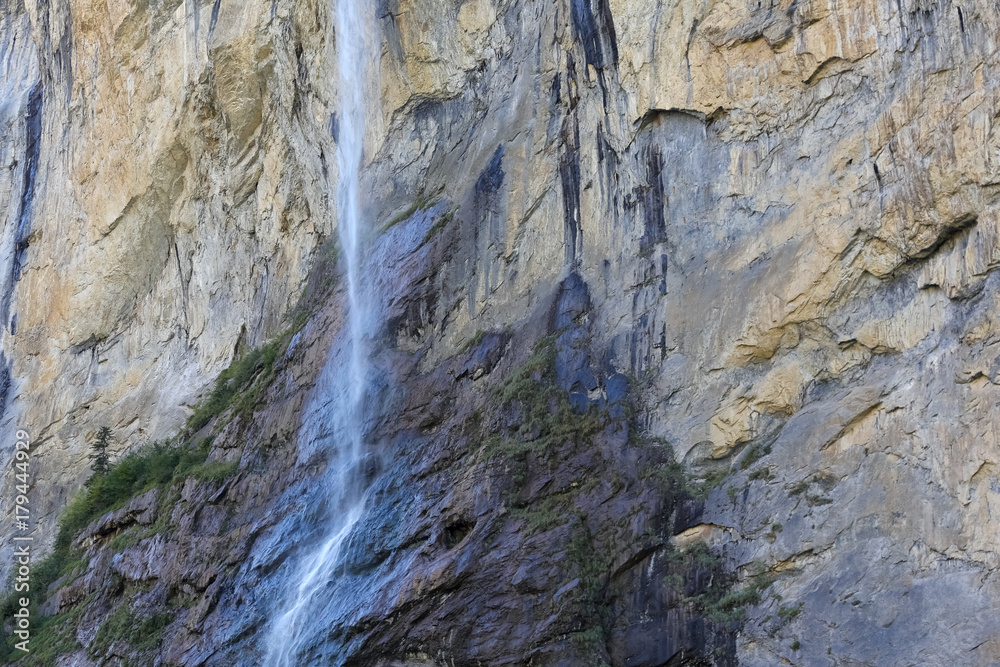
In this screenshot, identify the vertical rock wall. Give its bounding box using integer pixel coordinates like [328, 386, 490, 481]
[1, 0, 1000, 663]
[0, 0, 345, 560]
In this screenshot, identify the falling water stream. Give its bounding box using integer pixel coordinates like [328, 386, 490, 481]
[265, 0, 376, 663]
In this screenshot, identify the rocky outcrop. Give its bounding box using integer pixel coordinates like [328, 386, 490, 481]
[2, 0, 1000, 663]
[74, 487, 160, 547]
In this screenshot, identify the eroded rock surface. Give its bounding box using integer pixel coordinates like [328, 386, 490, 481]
[2, 0, 1000, 663]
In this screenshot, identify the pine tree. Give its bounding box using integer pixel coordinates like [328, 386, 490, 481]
[90, 426, 113, 476]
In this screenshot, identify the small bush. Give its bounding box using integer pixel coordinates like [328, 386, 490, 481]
[787, 480, 809, 496]
[637, 438, 687, 497]
[569, 626, 604, 648]
[569, 625, 611, 664]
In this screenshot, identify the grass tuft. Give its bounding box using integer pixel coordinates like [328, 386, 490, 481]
[91, 603, 174, 657]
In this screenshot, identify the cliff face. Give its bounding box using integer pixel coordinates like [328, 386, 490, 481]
[1, 0, 336, 555]
[3, 0, 1000, 663]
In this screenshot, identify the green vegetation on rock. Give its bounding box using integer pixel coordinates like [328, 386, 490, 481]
[61, 438, 214, 540]
[480, 335, 601, 464]
[0, 431, 240, 664]
[666, 543, 776, 624]
[382, 192, 434, 233]
[1, 598, 89, 667]
[739, 441, 772, 470]
[186, 340, 282, 433]
[421, 206, 455, 245]
[778, 602, 803, 620]
[688, 467, 729, 499]
[459, 328, 486, 355]
[91, 603, 174, 657]
[0, 334, 291, 664]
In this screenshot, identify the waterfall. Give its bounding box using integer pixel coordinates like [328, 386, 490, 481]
[265, 0, 377, 663]
[335, 0, 370, 441]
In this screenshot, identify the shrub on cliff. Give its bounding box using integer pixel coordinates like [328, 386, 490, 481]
[61, 440, 212, 544]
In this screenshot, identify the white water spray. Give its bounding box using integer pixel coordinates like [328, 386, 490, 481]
[265, 0, 377, 663]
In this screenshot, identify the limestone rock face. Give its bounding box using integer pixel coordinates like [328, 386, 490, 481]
[0, 0, 338, 558]
[3, 0, 1000, 663]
